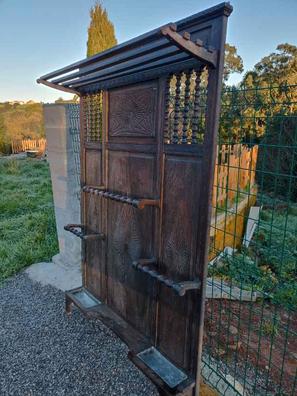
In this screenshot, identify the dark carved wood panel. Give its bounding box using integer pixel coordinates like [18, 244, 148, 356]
[107, 150, 156, 196]
[85, 149, 102, 186]
[85, 193, 105, 300]
[108, 82, 158, 137]
[157, 154, 201, 371]
[84, 148, 104, 300]
[106, 150, 156, 337]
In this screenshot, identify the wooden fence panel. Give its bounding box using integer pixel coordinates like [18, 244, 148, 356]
[11, 138, 46, 154]
[212, 144, 258, 208]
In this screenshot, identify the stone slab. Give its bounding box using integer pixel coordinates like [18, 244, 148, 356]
[26, 261, 82, 291]
[206, 278, 258, 302]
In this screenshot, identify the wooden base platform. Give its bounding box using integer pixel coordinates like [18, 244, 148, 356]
[65, 287, 195, 396]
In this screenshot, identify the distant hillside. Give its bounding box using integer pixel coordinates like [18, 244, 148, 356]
[0, 102, 44, 154]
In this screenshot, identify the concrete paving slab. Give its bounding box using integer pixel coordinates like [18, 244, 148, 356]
[26, 261, 82, 291]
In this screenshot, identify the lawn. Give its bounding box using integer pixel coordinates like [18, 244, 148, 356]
[0, 157, 58, 281]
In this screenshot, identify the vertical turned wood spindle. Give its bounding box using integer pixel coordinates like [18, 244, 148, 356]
[84, 96, 87, 140]
[86, 95, 91, 142]
[96, 93, 99, 141]
[82, 96, 88, 142]
[96, 92, 101, 142]
[172, 73, 182, 144]
[163, 74, 172, 143]
[93, 94, 97, 141]
[91, 94, 96, 141]
[99, 91, 103, 142]
[182, 70, 192, 144]
[191, 69, 202, 144]
[89, 94, 93, 141]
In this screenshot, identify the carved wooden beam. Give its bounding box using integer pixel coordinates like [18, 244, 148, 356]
[160, 24, 217, 68]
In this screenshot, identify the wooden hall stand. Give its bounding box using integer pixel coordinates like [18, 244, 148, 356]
[38, 3, 232, 395]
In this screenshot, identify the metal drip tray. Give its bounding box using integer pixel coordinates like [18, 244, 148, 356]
[72, 289, 101, 308]
[137, 347, 187, 388]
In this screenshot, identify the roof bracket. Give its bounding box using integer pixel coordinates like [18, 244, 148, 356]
[160, 24, 217, 68]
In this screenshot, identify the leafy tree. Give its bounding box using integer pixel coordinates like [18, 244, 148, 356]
[254, 43, 297, 85]
[3, 104, 44, 140]
[87, 2, 117, 57]
[0, 113, 9, 153]
[241, 44, 297, 87]
[223, 43, 244, 82]
[228, 44, 297, 147]
[197, 43, 243, 88]
[0, 103, 44, 154]
[257, 112, 297, 201]
[54, 96, 79, 104]
[200, 43, 243, 86]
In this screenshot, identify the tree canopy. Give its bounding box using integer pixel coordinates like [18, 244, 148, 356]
[254, 43, 297, 85]
[242, 43, 297, 87]
[199, 43, 243, 87]
[87, 2, 117, 57]
[224, 43, 244, 82]
[0, 103, 44, 154]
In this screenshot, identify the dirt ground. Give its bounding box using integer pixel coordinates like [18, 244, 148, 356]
[204, 299, 297, 395]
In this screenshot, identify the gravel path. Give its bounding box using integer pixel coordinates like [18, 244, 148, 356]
[0, 273, 157, 396]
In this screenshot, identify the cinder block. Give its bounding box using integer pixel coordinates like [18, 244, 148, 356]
[44, 104, 81, 268]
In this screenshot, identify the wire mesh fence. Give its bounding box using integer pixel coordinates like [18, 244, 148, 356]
[203, 83, 297, 396]
[66, 104, 81, 199]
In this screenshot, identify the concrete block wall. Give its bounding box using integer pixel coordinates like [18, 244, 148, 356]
[43, 104, 81, 268]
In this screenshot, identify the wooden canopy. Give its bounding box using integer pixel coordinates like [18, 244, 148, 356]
[37, 2, 232, 94]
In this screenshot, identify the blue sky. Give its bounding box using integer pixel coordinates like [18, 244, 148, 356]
[0, 0, 296, 102]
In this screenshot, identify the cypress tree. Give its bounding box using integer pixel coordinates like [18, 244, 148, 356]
[87, 2, 117, 57]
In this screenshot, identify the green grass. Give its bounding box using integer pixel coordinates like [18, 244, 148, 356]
[0, 158, 58, 281]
